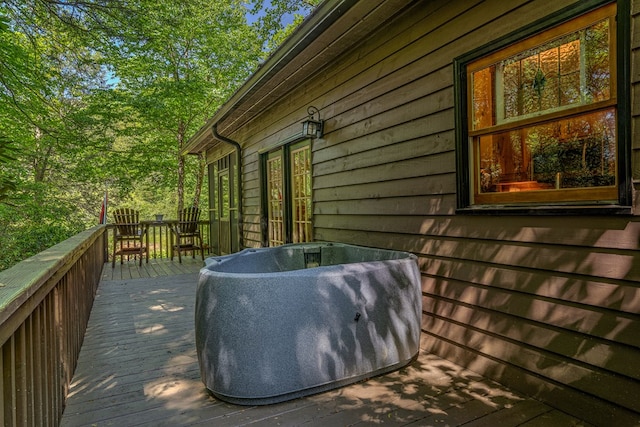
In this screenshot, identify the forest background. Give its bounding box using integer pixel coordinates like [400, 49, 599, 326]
[0, 0, 319, 270]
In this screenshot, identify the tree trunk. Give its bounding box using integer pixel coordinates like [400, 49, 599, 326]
[192, 152, 205, 210]
[177, 121, 185, 214]
[32, 127, 53, 183]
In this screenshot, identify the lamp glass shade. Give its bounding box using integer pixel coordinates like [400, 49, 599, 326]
[302, 119, 323, 138]
[303, 120, 318, 137]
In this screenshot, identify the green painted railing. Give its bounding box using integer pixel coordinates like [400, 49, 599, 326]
[0, 226, 106, 427]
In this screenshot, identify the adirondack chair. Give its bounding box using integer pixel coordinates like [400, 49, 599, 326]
[112, 208, 148, 268]
[170, 206, 204, 263]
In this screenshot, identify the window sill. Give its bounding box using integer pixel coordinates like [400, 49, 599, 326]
[456, 204, 632, 216]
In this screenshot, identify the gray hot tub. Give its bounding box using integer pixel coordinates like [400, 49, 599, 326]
[195, 242, 422, 405]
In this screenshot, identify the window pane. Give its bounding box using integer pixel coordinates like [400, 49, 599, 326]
[478, 108, 616, 194]
[472, 66, 495, 129]
[472, 16, 611, 130]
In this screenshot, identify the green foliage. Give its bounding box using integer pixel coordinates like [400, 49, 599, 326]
[0, 0, 317, 270]
[0, 182, 86, 270]
[248, 0, 321, 50]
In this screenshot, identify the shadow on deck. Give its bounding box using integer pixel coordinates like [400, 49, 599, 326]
[60, 259, 590, 426]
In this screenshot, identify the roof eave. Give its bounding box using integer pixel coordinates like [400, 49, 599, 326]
[183, 0, 412, 155]
[183, 0, 363, 155]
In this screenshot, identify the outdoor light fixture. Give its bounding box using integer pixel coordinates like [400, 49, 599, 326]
[302, 106, 324, 139]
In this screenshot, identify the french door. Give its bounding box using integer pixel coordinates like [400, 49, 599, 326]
[209, 153, 238, 255]
[264, 140, 312, 246]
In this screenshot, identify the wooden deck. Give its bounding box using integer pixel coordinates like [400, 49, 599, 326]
[61, 259, 591, 426]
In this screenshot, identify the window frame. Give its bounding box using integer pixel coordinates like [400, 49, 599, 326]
[454, 0, 631, 214]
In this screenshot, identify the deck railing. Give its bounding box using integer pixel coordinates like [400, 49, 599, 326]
[0, 225, 106, 427]
[107, 220, 212, 261]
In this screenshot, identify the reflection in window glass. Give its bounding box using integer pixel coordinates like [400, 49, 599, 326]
[472, 17, 611, 129]
[478, 109, 616, 193]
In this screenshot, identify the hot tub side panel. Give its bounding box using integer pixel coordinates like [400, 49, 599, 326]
[195, 257, 422, 405]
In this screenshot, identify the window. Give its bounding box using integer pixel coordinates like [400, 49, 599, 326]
[262, 140, 312, 246]
[456, 2, 630, 210]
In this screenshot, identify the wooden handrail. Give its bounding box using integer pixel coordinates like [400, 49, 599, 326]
[0, 225, 106, 426]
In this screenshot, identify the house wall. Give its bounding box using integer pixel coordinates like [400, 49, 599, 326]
[221, 0, 640, 424]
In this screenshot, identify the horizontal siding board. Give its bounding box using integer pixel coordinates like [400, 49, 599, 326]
[415, 236, 640, 283]
[312, 0, 450, 86]
[315, 194, 457, 216]
[318, 77, 454, 155]
[314, 130, 454, 176]
[319, 0, 479, 92]
[313, 227, 640, 283]
[421, 311, 640, 412]
[422, 256, 640, 315]
[632, 11, 640, 49]
[312, 215, 640, 250]
[423, 295, 639, 380]
[319, 107, 455, 164]
[313, 215, 420, 234]
[313, 228, 441, 253]
[421, 330, 640, 427]
[314, 150, 455, 189]
[313, 174, 456, 201]
[317, 64, 454, 137]
[422, 276, 640, 349]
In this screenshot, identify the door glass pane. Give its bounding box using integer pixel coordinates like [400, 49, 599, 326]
[291, 145, 312, 243]
[267, 154, 284, 246]
[219, 171, 230, 220]
[217, 165, 231, 255]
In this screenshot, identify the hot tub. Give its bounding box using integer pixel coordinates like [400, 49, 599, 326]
[195, 242, 422, 405]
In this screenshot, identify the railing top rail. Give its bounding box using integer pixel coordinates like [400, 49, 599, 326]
[0, 225, 106, 331]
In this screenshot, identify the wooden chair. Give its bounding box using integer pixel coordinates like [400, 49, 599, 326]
[170, 206, 204, 263]
[112, 208, 148, 268]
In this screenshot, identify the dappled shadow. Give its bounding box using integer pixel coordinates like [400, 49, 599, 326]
[61, 272, 206, 426]
[221, 349, 563, 426]
[61, 264, 591, 426]
[195, 245, 422, 405]
[405, 214, 640, 425]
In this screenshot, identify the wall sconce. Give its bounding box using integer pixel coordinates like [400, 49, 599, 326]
[302, 106, 324, 139]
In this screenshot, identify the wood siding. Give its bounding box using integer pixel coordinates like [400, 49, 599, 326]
[214, 1, 640, 425]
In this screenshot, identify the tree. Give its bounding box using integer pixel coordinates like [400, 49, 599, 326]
[0, 0, 119, 268]
[0, 0, 320, 269]
[97, 0, 263, 213]
[248, 0, 321, 50]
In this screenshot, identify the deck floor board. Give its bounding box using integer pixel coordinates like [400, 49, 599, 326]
[62, 259, 591, 426]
